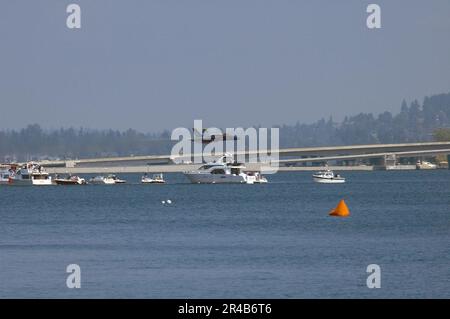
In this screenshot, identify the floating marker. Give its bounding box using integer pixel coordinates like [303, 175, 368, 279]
[167, 199, 172, 204]
[329, 199, 350, 217]
[161, 200, 166, 204]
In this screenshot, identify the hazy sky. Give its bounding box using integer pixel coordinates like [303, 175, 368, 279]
[1, 0, 450, 132]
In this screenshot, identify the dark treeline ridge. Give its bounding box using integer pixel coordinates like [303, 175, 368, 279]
[278, 92, 450, 148]
[1, 92, 450, 161]
[0, 127, 173, 161]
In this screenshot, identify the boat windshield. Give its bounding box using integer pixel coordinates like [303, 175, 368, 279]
[211, 168, 226, 174]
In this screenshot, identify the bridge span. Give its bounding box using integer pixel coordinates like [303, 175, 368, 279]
[35, 141, 450, 171]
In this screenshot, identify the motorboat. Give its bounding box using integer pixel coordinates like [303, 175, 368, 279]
[8, 162, 53, 185]
[184, 154, 257, 184]
[89, 175, 114, 185]
[416, 160, 437, 170]
[89, 174, 126, 184]
[54, 175, 86, 185]
[312, 169, 345, 183]
[141, 173, 165, 184]
[111, 175, 127, 184]
[0, 166, 12, 185]
[245, 171, 268, 183]
[254, 173, 268, 183]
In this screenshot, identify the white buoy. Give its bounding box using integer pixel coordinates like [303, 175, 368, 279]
[161, 200, 166, 204]
[167, 199, 172, 204]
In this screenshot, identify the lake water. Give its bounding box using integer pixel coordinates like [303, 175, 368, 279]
[0, 171, 449, 298]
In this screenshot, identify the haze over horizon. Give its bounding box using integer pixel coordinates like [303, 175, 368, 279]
[1, 1, 450, 132]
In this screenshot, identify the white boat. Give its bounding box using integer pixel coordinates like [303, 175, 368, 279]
[141, 173, 165, 184]
[0, 166, 12, 185]
[184, 155, 257, 184]
[383, 165, 416, 170]
[89, 174, 126, 184]
[245, 171, 268, 183]
[8, 162, 53, 186]
[110, 175, 126, 184]
[54, 175, 86, 185]
[89, 176, 114, 185]
[416, 160, 437, 170]
[312, 169, 345, 183]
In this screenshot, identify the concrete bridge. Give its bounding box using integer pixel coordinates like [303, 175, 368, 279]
[36, 141, 450, 173]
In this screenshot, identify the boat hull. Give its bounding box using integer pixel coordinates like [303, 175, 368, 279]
[142, 179, 165, 184]
[55, 180, 85, 185]
[416, 165, 437, 170]
[89, 177, 125, 184]
[90, 180, 116, 185]
[253, 177, 268, 183]
[384, 165, 416, 170]
[184, 172, 248, 184]
[8, 178, 53, 186]
[313, 177, 345, 184]
[32, 179, 53, 185]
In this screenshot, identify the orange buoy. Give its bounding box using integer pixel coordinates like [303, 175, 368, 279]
[329, 199, 350, 217]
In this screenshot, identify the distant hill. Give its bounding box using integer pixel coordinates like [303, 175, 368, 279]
[0, 127, 174, 162]
[277, 92, 450, 148]
[1, 92, 450, 162]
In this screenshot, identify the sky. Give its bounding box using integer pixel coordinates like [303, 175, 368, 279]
[1, 0, 450, 132]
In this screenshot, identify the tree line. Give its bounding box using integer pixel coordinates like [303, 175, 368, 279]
[0, 126, 173, 162]
[277, 92, 450, 148]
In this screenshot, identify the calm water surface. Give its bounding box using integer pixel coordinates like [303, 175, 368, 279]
[0, 171, 449, 298]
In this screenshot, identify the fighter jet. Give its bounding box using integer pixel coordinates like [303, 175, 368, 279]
[191, 128, 238, 143]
